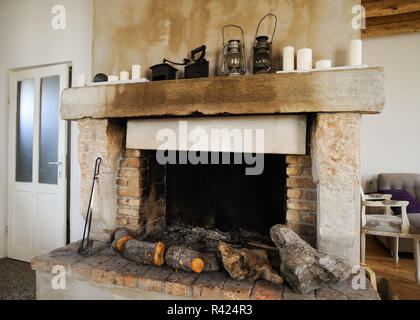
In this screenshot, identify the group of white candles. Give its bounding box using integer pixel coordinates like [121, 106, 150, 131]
[109, 65, 142, 82]
[282, 39, 363, 71]
[77, 64, 142, 86]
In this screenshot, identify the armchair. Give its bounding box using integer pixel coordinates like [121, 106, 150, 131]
[360, 188, 420, 283]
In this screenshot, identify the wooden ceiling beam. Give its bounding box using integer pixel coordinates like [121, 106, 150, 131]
[362, 17, 420, 38]
[362, 0, 420, 37]
[363, 0, 420, 18]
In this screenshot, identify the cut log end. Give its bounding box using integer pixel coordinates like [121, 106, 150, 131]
[116, 236, 133, 253]
[191, 258, 205, 273]
[154, 242, 166, 266]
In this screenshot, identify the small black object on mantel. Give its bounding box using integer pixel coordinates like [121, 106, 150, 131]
[185, 45, 209, 79]
[93, 73, 108, 82]
[150, 63, 178, 81]
[163, 45, 209, 79]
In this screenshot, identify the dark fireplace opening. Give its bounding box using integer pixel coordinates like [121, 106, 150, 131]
[166, 152, 286, 235]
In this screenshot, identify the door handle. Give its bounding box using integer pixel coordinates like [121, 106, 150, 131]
[48, 160, 63, 178]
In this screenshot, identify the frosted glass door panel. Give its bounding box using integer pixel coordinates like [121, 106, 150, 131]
[39, 76, 60, 185]
[16, 79, 34, 183]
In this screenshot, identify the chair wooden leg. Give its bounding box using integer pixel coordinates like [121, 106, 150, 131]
[361, 232, 366, 265]
[414, 239, 420, 283]
[389, 237, 395, 258]
[394, 237, 399, 264]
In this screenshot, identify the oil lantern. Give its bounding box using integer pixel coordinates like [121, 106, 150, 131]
[253, 14, 278, 74]
[221, 25, 247, 76]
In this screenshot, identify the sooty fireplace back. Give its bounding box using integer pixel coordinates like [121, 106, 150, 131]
[166, 152, 286, 234]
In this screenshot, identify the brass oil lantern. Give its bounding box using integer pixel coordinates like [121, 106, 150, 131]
[221, 25, 247, 76]
[253, 14, 278, 74]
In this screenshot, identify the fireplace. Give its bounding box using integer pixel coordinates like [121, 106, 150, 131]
[30, 69, 385, 300]
[68, 69, 385, 266]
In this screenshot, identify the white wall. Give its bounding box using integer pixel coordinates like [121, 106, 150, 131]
[0, 0, 92, 258]
[361, 33, 420, 191]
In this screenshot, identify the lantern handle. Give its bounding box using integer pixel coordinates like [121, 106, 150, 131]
[222, 24, 246, 49]
[255, 13, 278, 44]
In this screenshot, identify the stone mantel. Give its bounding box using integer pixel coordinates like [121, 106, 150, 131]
[61, 67, 385, 120]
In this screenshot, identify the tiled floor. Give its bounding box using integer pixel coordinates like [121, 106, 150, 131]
[0, 258, 36, 300]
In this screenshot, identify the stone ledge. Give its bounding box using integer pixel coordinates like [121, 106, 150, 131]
[61, 68, 385, 121]
[31, 242, 380, 300]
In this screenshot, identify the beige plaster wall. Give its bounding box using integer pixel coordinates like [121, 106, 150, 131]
[92, 0, 360, 78]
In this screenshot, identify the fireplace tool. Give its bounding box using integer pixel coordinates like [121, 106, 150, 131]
[78, 157, 102, 256]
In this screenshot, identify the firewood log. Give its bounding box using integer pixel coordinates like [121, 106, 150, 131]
[218, 241, 283, 284]
[112, 228, 166, 266]
[165, 246, 220, 273]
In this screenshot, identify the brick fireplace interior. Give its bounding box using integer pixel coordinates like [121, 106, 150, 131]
[117, 149, 289, 241]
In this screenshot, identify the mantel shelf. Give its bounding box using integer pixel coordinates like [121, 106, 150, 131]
[60, 67, 385, 120]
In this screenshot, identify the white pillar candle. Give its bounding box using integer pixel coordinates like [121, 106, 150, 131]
[120, 71, 130, 81]
[76, 74, 87, 87]
[315, 60, 332, 69]
[297, 48, 312, 71]
[108, 75, 119, 82]
[350, 39, 362, 66]
[132, 65, 142, 80]
[283, 46, 295, 71]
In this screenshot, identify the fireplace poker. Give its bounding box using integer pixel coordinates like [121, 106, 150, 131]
[78, 157, 102, 255]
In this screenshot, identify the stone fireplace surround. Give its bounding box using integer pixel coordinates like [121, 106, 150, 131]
[32, 68, 384, 300]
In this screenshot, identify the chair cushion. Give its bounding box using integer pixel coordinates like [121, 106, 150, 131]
[407, 213, 420, 229]
[379, 188, 420, 215]
[364, 215, 402, 233]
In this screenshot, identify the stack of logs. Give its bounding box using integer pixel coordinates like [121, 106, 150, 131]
[112, 228, 284, 285]
[112, 225, 351, 293]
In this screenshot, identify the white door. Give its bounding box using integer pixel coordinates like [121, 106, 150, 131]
[8, 64, 69, 262]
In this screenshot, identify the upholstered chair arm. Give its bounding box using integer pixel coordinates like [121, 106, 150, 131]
[363, 193, 392, 201]
[362, 200, 409, 208]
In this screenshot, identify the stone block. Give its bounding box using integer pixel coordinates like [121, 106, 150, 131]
[251, 280, 283, 300]
[118, 207, 140, 217]
[192, 272, 228, 300]
[117, 189, 142, 198]
[286, 155, 312, 166]
[78, 119, 126, 241]
[287, 189, 302, 199]
[221, 279, 254, 300]
[138, 267, 173, 293]
[283, 285, 315, 300]
[312, 113, 361, 266]
[287, 178, 316, 189]
[287, 200, 317, 211]
[164, 272, 199, 297]
[114, 262, 150, 289]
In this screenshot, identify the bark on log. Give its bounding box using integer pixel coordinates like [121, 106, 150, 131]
[270, 225, 351, 294]
[165, 246, 220, 273]
[218, 241, 283, 284]
[112, 228, 166, 266]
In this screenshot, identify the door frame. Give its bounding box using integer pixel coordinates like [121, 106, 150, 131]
[6, 63, 71, 261]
